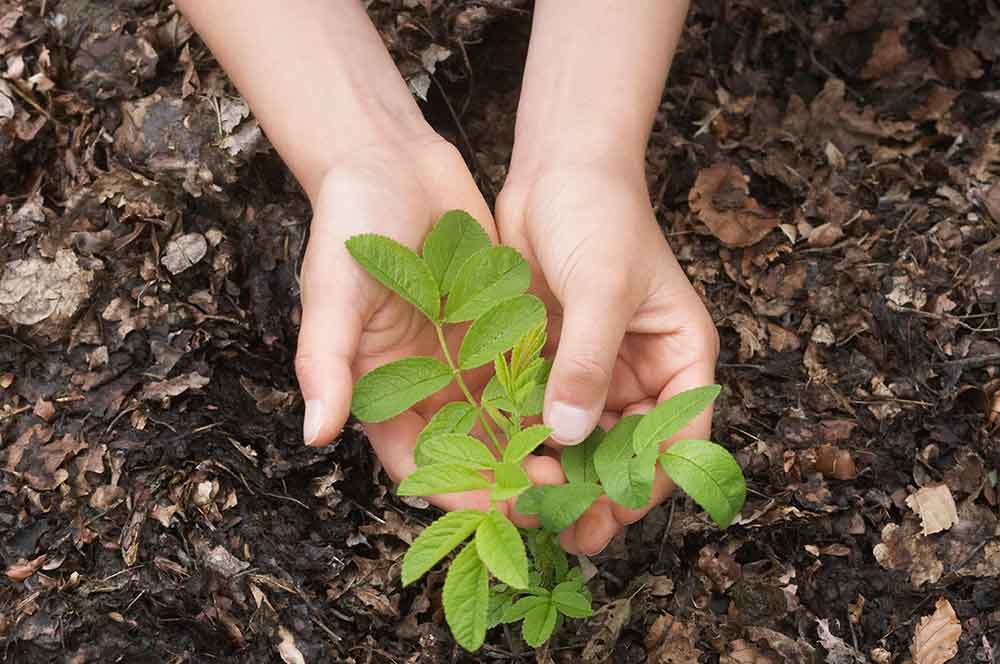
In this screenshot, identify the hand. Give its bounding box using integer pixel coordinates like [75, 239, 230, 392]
[497, 166, 720, 555]
[296, 136, 563, 513]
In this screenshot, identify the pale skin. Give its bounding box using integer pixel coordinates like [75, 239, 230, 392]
[177, 0, 718, 556]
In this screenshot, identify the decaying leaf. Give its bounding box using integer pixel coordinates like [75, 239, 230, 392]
[816, 618, 866, 664]
[906, 485, 960, 535]
[161, 232, 209, 275]
[689, 163, 780, 247]
[911, 598, 961, 664]
[0, 249, 96, 339]
[276, 625, 306, 664]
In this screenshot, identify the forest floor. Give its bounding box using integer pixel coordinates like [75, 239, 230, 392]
[2, 1, 999, 662]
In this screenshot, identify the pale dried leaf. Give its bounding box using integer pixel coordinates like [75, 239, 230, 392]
[906, 485, 959, 535]
[911, 598, 961, 664]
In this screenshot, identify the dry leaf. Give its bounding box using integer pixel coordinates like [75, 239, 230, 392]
[0, 249, 96, 340]
[906, 485, 959, 535]
[276, 625, 306, 664]
[161, 233, 209, 275]
[689, 163, 780, 247]
[911, 598, 961, 664]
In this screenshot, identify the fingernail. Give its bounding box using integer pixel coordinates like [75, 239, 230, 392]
[546, 402, 592, 445]
[303, 399, 323, 446]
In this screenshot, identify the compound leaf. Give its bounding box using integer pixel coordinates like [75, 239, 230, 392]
[459, 295, 546, 370]
[444, 246, 530, 322]
[561, 426, 603, 484]
[351, 357, 452, 423]
[443, 543, 490, 651]
[415, 433, 497, 470]
[402, 510, 486, 586]
[659, 439, 746, 528]
[422, 210, 492, 293]
[502, 425, 552, 464]
[632, 385, 722, 454]
[346, 234, 440, 321]
[515, 483, 603, 533]
[475, 511, 529, 589]
[415, 402, 479, 466]
[397, 464, 491, 496]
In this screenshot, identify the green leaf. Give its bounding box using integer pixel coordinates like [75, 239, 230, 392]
[502, 594, 548, 624]
[351, 357, 452, 423]
[415, 402, 479, 466]
[421, 210, 492, 293]
[515, 483, 603, 533]
[443, 543, 490, 652]
[475, 511, 529, 589]
[593, 415, 642, 471]
[593, 414, 656, 508]
[659, 439, 746, 528]
[415, 433, 497, 470]
[632, 385, 722, 454]
[491, 462, 531, 501]
[402, 510, 486, 586]
[510, 320, 547, 377]
[459, 295, 546, 369]
[551, 582, 593, 618]
[502, 425, 552, 464]
[487, 587, 516, 629]
[444, 247, 530, 322]
[346, 234, 440, 321]
[397, 464, 491, 496]
[482, 376, 517, 412]
[561, 426, 603, 484]
[522, 598, 559, 647]
[601, 442, 658, 509]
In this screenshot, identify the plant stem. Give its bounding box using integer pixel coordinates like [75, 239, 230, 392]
[434, 324, 502, 449]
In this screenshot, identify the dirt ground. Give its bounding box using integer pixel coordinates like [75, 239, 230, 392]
[2, 1, 999, 662]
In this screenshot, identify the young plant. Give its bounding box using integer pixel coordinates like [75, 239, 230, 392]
[346, 210, 746, 651]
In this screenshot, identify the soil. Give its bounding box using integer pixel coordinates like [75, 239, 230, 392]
[2, 1, 999, 662]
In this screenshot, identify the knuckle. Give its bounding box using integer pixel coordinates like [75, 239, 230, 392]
[294, 351, 318, 378]
[560, 351, 614, 388]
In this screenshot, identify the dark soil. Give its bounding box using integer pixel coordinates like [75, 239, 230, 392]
[2, 1, 999, 662]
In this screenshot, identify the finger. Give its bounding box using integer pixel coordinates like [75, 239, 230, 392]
[572, 496, 619, 556]
[559, 525, 580, 555]
[296, 245, 366, 447]
[544, 280, 636, 446]
[367, 412, 496, 513]
[509, 455, 564, 529]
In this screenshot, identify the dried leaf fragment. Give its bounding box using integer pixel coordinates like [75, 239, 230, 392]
[689, 163, 780, 247]
[906, 485, 959, 535]
[161, 233, 208, 275]
[276, 625, 306, 664]
[911, 598, 961, 664]
[0, 249, 95, 340]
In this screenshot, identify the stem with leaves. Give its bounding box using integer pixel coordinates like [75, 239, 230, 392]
[342, 210, 747, 652]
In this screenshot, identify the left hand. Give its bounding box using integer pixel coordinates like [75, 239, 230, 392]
[496, 165, 720, 555]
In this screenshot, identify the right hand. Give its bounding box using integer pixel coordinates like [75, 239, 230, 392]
[296, 136, 563, 512]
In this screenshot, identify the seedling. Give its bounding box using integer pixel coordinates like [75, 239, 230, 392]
[346, 211, 746, 651]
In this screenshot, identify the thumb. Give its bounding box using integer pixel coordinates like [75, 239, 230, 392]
[544, 280, 633, 445]
[295, 250, 365, 447]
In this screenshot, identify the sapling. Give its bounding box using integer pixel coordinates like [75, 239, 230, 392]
[346, 210, 746, 651]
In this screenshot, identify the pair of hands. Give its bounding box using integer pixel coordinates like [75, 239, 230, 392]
[295, 134, 720, 556]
